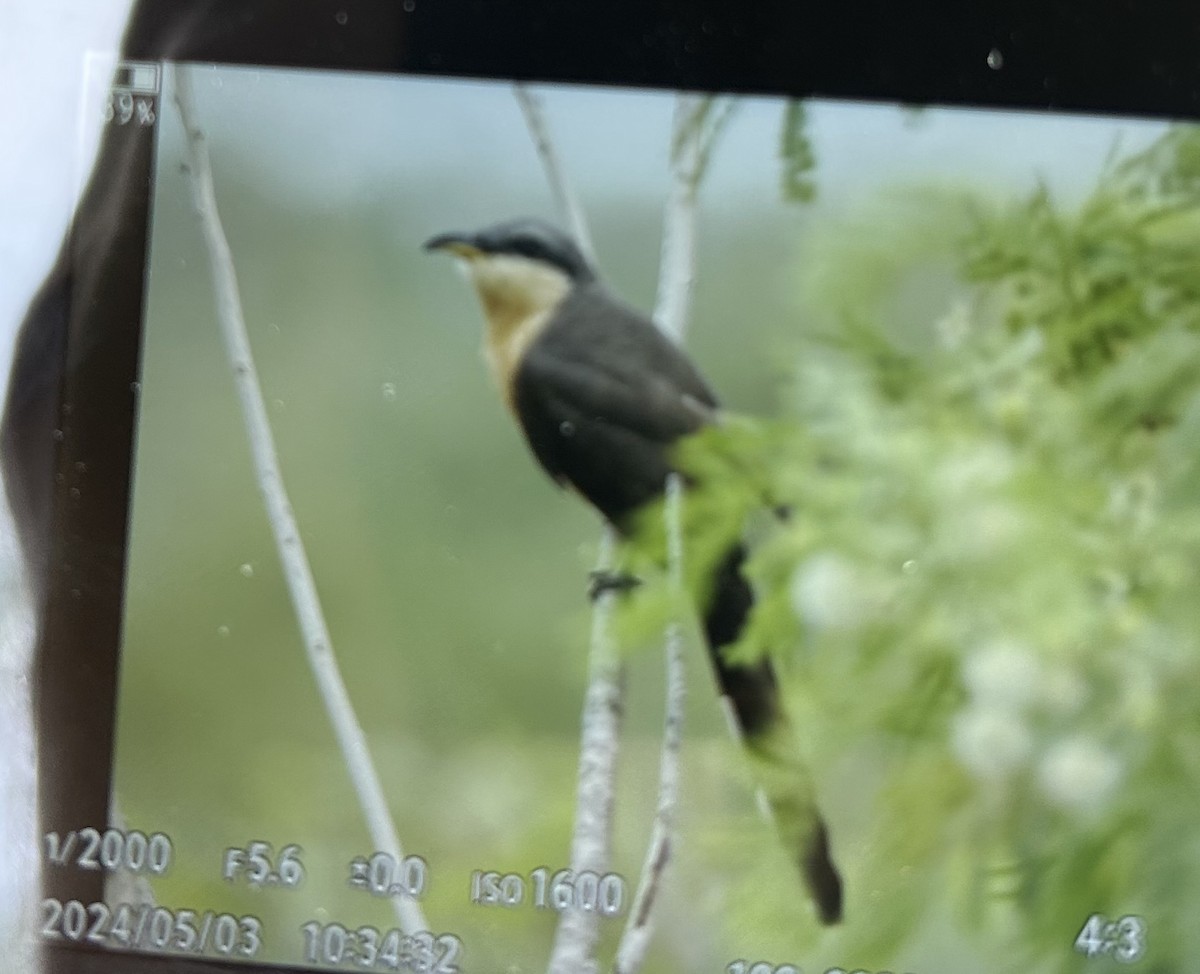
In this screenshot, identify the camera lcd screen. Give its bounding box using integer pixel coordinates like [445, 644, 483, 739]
[37, 57, 1200, 974]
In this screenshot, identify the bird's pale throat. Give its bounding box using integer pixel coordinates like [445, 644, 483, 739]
[467, 254, 571, 402]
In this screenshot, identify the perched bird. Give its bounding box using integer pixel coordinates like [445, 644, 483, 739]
[426, 217, 842, 923]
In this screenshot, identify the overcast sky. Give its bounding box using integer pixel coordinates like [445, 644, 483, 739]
[172, 62, 1166, 231]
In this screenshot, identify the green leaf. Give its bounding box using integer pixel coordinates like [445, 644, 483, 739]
[779, 99, 817, 204]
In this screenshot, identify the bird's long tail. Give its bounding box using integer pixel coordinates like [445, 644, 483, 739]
[702, 545, 843, 924]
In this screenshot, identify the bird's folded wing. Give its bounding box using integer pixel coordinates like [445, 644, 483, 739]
[512, 341, 712, 521]
[517, 344, 714, 443]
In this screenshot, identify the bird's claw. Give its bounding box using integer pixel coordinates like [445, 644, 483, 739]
[587, 570, 642, 601]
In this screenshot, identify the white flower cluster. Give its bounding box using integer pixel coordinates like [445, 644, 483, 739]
[789, 551, 889, 632]
[951, 639, 1121, 817]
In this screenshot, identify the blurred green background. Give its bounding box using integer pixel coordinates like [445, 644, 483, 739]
[111, 63, 1174, 973]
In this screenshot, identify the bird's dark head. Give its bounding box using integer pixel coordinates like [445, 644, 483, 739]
[425, 219, 595, 404]
[425, 219, 595, 342]
[424, 218, 594, 284]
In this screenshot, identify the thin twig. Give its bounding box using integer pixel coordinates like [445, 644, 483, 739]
[613, 93, 711, 974]
[515, 85, 598, 265]
[548, 528, 624, 974]
[551, 529, 626, 974]
[173, 65, 427, 936]
[654, 94, 708, 342]
[519, 86, 718, 974]
[613, 474, 686, 974]
[515, 85, 624, 974]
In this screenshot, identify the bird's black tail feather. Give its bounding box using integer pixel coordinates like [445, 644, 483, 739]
[702, 545, 843, 924]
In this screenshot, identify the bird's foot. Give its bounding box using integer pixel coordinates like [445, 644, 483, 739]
[587, 570, 642, 601]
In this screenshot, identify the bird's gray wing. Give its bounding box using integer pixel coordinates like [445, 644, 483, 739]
[512, 290, 718, 524]
[533, 283, 718, 430]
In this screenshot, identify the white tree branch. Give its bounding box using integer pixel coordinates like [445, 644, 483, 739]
[654, 94, 708, 342]
[173, 65, 427, 936]
[551, 526, 626, 974]
[614, 474, 686, 974]
[517, 87, 718, 974]
[515, 84, 625, 974]
[614, 92, 711, 974]
[515, 84, 598, 265]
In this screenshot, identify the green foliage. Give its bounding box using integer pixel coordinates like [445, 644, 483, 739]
[779, 100, 817, 204]
[677, 127, 1200, 971]
[964, 128, 1200, 385]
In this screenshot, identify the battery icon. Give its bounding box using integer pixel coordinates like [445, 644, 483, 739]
[112, 61, 159, 95]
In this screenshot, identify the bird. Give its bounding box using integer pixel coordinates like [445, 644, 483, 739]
[425, 217, 843, 923]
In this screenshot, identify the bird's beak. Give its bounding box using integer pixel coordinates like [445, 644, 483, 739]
[424, 232, 484, 260]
